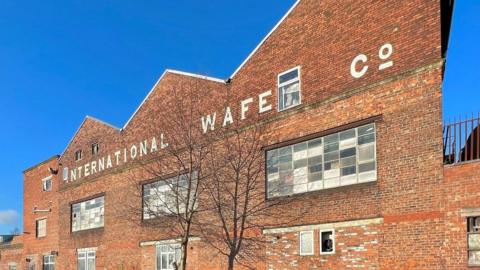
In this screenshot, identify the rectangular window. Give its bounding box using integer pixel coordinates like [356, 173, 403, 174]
[36, 219, 47, 238]
[320, 229, 335, 255]
[8, 263, 17, 270]
[75, 150, 83, 161]
[71, 196, 104, 232]
[156, 244, 181, 270]
[278, 66, 301, 111]
[91, 143, 99, 156]
[77, 249, 96, 270]
[266, 123, 377, 198]
[42, 176, 52, 192]
[43, 255, 55, 270]
[143, 172, 198, 220]
[299, 231, 314, 256]
[468, 217, 480, 266]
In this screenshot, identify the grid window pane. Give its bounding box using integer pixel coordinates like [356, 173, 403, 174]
[266, 123, 377, 198]
[156, 244, 180, 270]
[143, 172, 198, 219]
[468, 217, 480, 266]
[278, 67, 301, 111]
[71, 197, 104, 232]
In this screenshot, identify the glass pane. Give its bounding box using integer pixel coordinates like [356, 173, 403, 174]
[341, 166, 356, 176]
[358, 133, 375, 145]
[300, 232, 313, 254]
[340, 147, 356, 158]
[283, 87, 300, 108]
[321, 231, 334, 253]
[358, 144, 375, 162]
[279, 69, 299, 84]
[324, 134, 339, 145]
[359, 162, 376, 173]
[470, 234, 480, 250]
[358, 124, 375, 136]
[469, 251, 480, 266]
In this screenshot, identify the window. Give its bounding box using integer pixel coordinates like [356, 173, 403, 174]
[71, 196, 104, 232]
[43, 255, 55, 270]
[91, 143, 99, 156]
[77, 249, 96, 270]
[320, 229, 335, 255]
[36, 219, 47, 238]
[8, 263, 17, 270]
[468, 217, 480, 266]
[299, 231, 314, 256]
[156, 244, 181, 270]
[266, 123, 377, 198]
[42, 176, 52, 192]
[75, 150, 83, 161]
[143, 172, 198, 220]
[278, 66, 301, 111]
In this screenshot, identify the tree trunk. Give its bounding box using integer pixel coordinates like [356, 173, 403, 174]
[227, 255, 235, 270]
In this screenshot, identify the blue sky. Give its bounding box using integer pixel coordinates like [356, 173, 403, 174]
[0, 1, 478, 234]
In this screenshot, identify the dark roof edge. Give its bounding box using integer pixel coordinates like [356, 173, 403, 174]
[441, 0, 455, 58]
[23, 155, 60, 174]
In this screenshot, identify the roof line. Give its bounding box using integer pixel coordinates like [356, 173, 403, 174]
[60, 116, 121, 157]
[122, 69, 226, 129]
[229, 0, 301, 79]
[23, 155, 60, 173]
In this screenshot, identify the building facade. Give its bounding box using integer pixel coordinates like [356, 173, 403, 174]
[4, 0, 480, 269]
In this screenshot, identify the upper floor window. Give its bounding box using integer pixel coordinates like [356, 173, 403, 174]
[74, 150, 83, 161]
[42, 176, 52, 192]
[43, 255, 55, 270]
[266, 123, 377, 198]
[278, 66, 301, 111]
[143, 172, 198, 220]
[91, 143, 99, 156]
[36, 218, 47, 238]
[299, 231, 314, 256]
[8, 263, 16, 270]
[468, 216, 480, 266]
[320, 229, 335, 255]
[72, 196, 104, 232]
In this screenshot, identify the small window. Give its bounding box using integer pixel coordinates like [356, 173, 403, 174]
[36, 219, 47, 238]
[156, 244, 181, 270]
[43, 255, 55, 270]
[278, 66, 301, 111]
[77, 249, 96, 270]
[42, 177, 52, 192]
[8, 263, 17, 270]
[91, 143, 99, 156]
[299, 231, 314, 256]
[468, 217, 480, 266]
[320, 229, 335, 255]
[74, 150, 83, 161]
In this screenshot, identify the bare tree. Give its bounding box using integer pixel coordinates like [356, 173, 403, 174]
[201, 124, 304, 270]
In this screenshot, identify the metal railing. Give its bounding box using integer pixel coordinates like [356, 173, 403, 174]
[443, 113, 480, 165]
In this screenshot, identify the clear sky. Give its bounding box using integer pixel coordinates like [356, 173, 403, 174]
[0, 1, 478, 234]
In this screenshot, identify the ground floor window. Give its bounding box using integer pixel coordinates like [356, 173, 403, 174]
[468, 217, 480, 266]
[8, 263, 16, 270]
[156, 244, 181, 270]
[43, 255, 55, 270]
[77, 249, 96, 270]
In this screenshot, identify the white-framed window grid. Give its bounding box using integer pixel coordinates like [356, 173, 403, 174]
[91, 143, 99, 156]
[320, 229, 335, 255]
[156, 244, 181, 270]
[77, 248, 96, 270]
[277, 66, 301, 111]
[299, 230, 314, 256]
[266, 123, 377, 198]
[71, 196, 104, 232]
[42, 176, 52, 192]
[468, 216, 480, 266]
[8, 263, 17, 270]
[36, 218, 47, 238]
[43, 254, 55, 270]
[74, 149, 83, 161]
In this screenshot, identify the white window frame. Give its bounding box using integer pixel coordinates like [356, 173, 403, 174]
[36, 218, 47, 238]
[277, 66, 302, 112]
[320, 229, 335, 255]
[8, 263, 17, 270]
[77, 248, 96, 270]
[299, 231, 314, 256]
[42, 176, 52, 192]
[156, 244, 181, 270]
[74, 149, 83, 161]
[91, 143, 99, 156]
[43, 254, 55, 270]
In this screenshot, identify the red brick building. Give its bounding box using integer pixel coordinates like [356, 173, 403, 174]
[5, 0, 480, 269]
